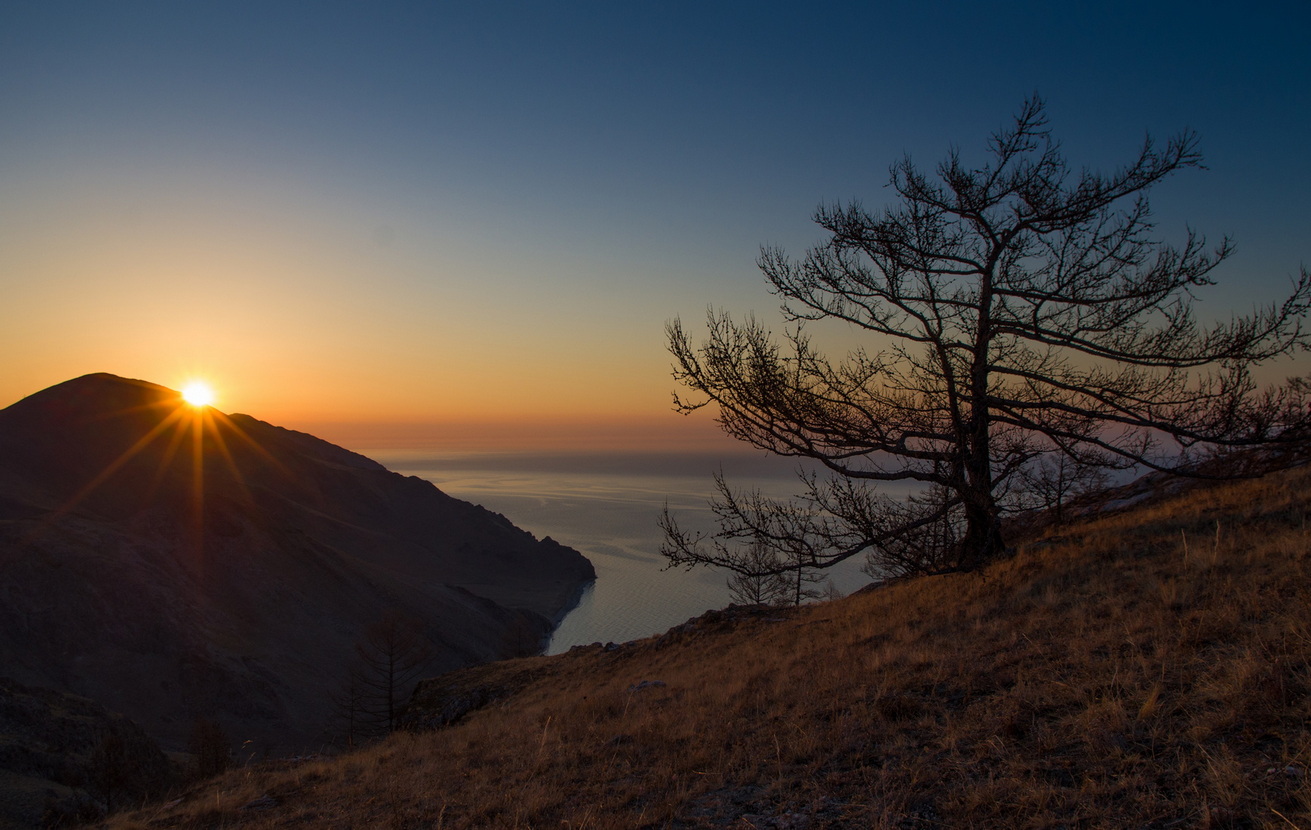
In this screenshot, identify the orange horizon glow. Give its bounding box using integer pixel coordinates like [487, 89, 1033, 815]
[284, 411, 737, 455]
[0, 367, 743, 457]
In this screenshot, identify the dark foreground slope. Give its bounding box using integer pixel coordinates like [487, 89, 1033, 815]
[0, 374, 594, 753]
[0, 677, 171, 830]
[104, 457, 1311, 828]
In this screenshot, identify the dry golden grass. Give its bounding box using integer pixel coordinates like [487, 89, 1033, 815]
[100, 464, 1311, 828]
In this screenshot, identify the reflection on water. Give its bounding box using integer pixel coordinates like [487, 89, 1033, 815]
[367, 450, 878, 654]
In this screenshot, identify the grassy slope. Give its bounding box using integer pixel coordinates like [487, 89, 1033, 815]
[102, 464, 1311, 828]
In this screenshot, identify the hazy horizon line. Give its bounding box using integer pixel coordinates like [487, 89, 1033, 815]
[369, 445, 820, 481]
[285, 415, 738, 455]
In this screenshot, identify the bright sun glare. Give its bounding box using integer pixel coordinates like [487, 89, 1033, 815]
[181, 381, 216, 408]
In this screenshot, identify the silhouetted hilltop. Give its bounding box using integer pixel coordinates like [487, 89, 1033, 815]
[0, 373, 594, 753]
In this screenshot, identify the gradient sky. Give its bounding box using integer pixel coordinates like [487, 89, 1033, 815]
[2, 2, 1308, 450]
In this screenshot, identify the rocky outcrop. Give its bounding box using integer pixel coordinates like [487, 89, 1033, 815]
[0, 374, 594, 753]
[402, 659, 549, 731]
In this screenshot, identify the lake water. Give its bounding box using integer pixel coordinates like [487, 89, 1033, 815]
[365, 449, 877, 654]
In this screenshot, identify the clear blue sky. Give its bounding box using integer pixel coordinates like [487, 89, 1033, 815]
[1, 1, 1307, 448]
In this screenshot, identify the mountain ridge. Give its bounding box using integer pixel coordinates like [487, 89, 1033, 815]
[0, 373, 594, 754]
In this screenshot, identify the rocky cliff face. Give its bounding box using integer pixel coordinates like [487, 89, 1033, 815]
[0, 374, 594, 752]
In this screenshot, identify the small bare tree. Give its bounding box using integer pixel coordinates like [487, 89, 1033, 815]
[353, 612, 434, 734]
[89, 730, 127, 813]
[1015, 451, 1109, 525]
[188, 717, 230, 780]
[331, 667, 369, 748]
[664, 97, 1311, 582]
[725, 537, 790, 605]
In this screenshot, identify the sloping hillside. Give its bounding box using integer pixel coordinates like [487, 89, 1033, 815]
[101, 460, 1311, 827]
[0, 678, 171, 830]
[0, 374, 594, 753]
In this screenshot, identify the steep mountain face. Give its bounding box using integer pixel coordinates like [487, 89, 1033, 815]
[0, 374, 594, 752]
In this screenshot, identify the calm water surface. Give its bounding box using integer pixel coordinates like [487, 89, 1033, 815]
[367, 450, 876, 653]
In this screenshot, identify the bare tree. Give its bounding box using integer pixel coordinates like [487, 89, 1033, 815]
[188, 717, 230, 780]
[353, 612, 434, 734]
[331, 666, 369, 748]
[785, 558, 825, 606]
[89, 730, 127, 813]
[1015, 451, 1109, 525]
[725, 537, 790, 606]
[663, 97, 1311, 581]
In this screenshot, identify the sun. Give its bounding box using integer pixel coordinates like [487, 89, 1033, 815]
[181, 381, 216, 408]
